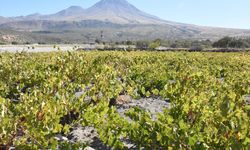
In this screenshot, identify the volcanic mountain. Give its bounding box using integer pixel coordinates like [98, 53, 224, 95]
[80, 0, 166, 24]
[3, 0, 167, 24]
[0, 0, 249, 43]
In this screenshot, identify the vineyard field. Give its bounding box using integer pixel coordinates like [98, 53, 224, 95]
[0, 51, 250, 149]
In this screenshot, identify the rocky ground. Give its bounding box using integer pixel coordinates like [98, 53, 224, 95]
[55, 94, 250, 150]
[55, 97, 171, 150]
[7, 83, 250, 150]
[6, 93, 249, 149]
[246, 94, 250, 105]
[116, 97, 170, 121]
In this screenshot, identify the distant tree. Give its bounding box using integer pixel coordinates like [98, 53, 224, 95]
[213, 37, 250, 48]
[230, 39, 248, 48]
[95, 39, 101, 44]
[136, 41, 149, 50]
[38, 42, 46, 45]
[154, 39, 162, 44]
[213, 37, 232, 48]
[170, 43, 177, 48]
[11, 41, 19, 45]
[158, 39, 211, 49]
[181, 41, 192, 48]
[201, 39, 213, 48]
[24, 42, 31, 45]
[149, 39, 161, 49]
[190, 41, 204, 51]
[126, 40, 133, 45]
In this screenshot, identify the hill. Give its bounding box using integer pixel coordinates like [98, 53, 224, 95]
[0, 0, 249, 43]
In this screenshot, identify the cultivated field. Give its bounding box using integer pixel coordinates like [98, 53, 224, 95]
[0, 51, 249, 149]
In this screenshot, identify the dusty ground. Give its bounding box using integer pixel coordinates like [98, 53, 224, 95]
[0, 44, 132, 52]
[55, 97, 170, 150]
[0, 44, 84, 52]
[56, 94, 250, 150]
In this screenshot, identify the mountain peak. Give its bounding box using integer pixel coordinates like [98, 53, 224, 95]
[85, 0, 163, 24]
[27, 13, 41, 17]
[67, 6, 84, 10]
[91, 0, 132, 9]
[1, 0, 164, 24]
[99, 0, 129, 4]
[54, 6, 85, 17]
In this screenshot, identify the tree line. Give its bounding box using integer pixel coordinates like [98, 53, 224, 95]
[2, 36, 250, 50]
[121, 37, 250, 50]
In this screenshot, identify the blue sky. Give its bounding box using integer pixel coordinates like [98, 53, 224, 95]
[0, 0, 250, 29]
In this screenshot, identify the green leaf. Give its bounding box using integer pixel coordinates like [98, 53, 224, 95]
[179, 120, 187, 130]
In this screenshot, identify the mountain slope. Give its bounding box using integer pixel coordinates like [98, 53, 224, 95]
[0, 16, 11, 24]
[46, 6, 86, 20]
[53, 6, 85, 17]
[80, 0, 166, 24]
[0, 0, 249, 43]
[2, 0, 167, 24]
